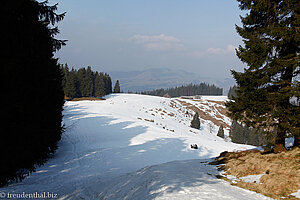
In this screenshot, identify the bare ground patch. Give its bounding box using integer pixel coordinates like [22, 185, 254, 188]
[207, 99, 226, 106]
[176, 100, 230, 129]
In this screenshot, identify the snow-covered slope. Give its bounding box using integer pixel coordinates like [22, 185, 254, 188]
[97, 160, 271, 200]
[1, 94, 269, 199]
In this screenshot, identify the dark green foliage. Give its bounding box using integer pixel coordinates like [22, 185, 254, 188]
[226, 0, 300, 147]
[77, 67, 94, 97]
[1, 0, 65, 186]
[61, 65, 112, 98]
[113, 80, 121, 93]
[103, 73, 113, 95]
[229, 120, 245, 144]
[229, 120, 275, 146]
[141, 83, 223, 97]
[94, 72, 106, 97]
[62, 64, 78, 98]
[191, 113, 201, 129]
[217, 125, 225, 139]
[227, 86, 238, 100]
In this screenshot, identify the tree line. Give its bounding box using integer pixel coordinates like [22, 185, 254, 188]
[216, 122, 275, 147]
[61, 64, 113, 99]
[141, 83, 223, 97]
[229, 120, 275, 147]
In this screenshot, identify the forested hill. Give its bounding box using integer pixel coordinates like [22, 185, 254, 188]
[141, 83, 223, 97]
[61, 64, 112, 99]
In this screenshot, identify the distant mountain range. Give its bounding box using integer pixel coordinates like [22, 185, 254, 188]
[108, 68, 235, 95]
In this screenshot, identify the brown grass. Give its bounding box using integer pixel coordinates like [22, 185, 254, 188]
[70, 97, 105, 101]
[207, 100, 226, 106]
[215, 105, 229, 117]
[176, 100, 230, 129]
[213, 148, 300, 199]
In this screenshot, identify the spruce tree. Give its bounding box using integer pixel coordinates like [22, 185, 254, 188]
[85, 66, 94, 96]
[77, 68, 86, 97]
[104, 73, 112, 95]
[226, 0, 300, 149]
[113, 80, 121, 93]
[1, 0, 65, 185]
[61, 63, 69, 94]
[229, 120, 245, 144]
[191, 112, 201, 129]
[228, 86, 238, 100]
[64, 68, 78, 98]
[94, 72, 106, 97]
[217, 125, 225, 139]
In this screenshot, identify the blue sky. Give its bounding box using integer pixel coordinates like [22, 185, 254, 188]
[49, 0, 246, 79]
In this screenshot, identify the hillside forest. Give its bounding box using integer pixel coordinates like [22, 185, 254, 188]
[61, 64, 112, 99]
[141, 83, 223, 97]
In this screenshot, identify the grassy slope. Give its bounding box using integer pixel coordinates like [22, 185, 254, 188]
[212, 148, 300, 199]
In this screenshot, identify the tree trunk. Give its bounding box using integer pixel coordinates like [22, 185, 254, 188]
[274, 128, 286, 153]
[294, 135, 300, 148]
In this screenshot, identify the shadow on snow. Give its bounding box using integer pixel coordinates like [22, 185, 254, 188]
[1, 103, 217, 200]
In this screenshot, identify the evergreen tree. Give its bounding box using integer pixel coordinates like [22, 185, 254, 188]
[229, 120, 245, 144]
[64, 68, 78, 98]
[247, 127, 260, 146]
[113, 80, 121, 93]
[85, 66, 94, 96]
[229, 120, 276, 146]
[94, 72, 106, 97]
[103, 73, 112, 95]
[228, 86, 238, 100]
[1, 0, 65, 185]
[61, 63, 69, 93]
[77, 68, 86, 97]
[226, 0, 300, 149]
[217, 125, 225, 139]
[191, 112, 201, 129]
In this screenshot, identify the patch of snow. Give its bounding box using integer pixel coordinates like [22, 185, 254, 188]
[240, 174, 264, 184]
[290, 189, 300, 198]
[200, 96, 229, 101]
[225, 175, 240, 184]
[223, 172, 264, 184]
[285, 137, 294, 149]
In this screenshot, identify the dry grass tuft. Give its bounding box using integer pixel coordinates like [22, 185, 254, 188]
[214, 148, 300, 199]
[168, 112, 175, 117]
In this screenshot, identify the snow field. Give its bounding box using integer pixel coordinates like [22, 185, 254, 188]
[1, 94, 267, 199]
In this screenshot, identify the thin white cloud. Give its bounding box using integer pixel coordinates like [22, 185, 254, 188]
[130, 34, 184, 51]
[191, 45, 237, 58]
[226, 44, 237, 53]
[130, 34, 180, 43]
